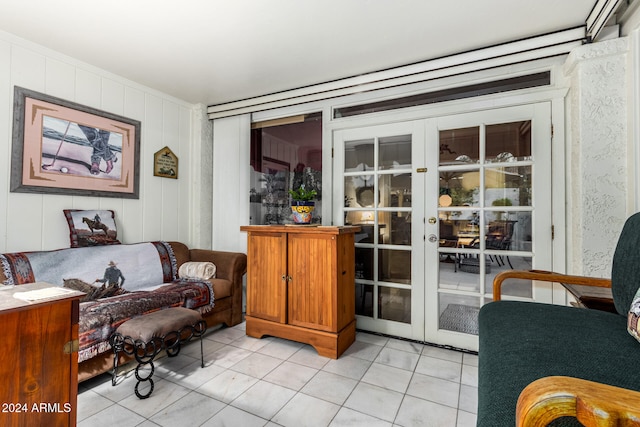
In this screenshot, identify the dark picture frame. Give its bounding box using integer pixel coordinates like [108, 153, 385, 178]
[10, 86, 141, 199]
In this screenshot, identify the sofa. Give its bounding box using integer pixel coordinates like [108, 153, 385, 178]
[477, 213, 640, 426]
[0, 241, 246, 382]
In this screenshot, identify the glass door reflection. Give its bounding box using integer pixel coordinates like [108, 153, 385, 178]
[437, 120, 534, 335]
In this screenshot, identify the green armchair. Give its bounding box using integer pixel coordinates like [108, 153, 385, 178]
[477, 213, 640, 426]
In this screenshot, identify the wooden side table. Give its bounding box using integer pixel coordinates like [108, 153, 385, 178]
[561, 283, 616, 313]
[0, 282, 84, 426]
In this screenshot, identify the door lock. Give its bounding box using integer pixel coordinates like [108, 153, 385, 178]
[428, 234, 438, 243]
[428, 217, 437, 224]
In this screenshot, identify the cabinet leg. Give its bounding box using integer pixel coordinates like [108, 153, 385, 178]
[245, 316, 356, 359]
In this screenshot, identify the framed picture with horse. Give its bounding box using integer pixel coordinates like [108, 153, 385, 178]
[10, 86, 141, 199]
[63, 209, 121, 248]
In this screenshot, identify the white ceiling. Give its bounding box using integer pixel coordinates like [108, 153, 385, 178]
[0, 0, 597, 106]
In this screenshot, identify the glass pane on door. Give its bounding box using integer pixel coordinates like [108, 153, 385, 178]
[437, 119, 534, 335]
[346, 133, 413, 325]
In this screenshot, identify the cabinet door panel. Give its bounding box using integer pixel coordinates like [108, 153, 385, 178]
[246, 232, 287, 323]
[1, 301, 76, 426]
[288, 233, 336, 331]
[335, 233, 356, 331]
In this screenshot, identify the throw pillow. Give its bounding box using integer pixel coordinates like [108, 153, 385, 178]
[63, 209, 121, 248]
[178, 261, 217, 280]
[627, 286, 640, 343]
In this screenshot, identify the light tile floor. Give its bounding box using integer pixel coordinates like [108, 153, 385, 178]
[78, 322, 478, 427]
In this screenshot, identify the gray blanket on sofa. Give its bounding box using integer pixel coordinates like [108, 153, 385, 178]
[0, 241, 176, 291]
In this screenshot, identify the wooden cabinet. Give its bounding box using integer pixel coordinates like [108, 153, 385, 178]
[240, 225, 359, 358]
[0, 282, 84, 427]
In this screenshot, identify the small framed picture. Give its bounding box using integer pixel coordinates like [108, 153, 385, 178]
[154, 146, 178, 179]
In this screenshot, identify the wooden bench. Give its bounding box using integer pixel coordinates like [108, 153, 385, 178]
[109, 307, 207, 399]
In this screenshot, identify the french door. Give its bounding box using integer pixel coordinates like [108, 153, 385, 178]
[334, 121, 427, 340]
[333, 103, 552, 351]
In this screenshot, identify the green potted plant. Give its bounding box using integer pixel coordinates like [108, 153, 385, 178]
[289, 184, 317, 224]
[492, 197, 513, 220]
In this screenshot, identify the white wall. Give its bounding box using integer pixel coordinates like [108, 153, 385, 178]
[211, 114, 250, 253]
[563, 37, 630, 277]
[0, 31, 205, 253]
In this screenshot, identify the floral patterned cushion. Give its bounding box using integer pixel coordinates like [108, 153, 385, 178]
[627, 287, 640, 343]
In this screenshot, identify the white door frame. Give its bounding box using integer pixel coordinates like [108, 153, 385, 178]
[333, 120, 426, 340]
[329, 95, 561, 350]
[423, 102, 553, 351]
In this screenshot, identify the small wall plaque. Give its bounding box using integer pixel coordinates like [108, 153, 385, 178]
[153, 146, 178, 179]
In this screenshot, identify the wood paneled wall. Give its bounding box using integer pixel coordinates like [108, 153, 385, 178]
[0, 31, 204, 253]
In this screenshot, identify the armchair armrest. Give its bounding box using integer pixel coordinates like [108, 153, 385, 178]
[517, 376, 640, 427]
[493, 270, 611, 301]
[189, 249, 247, 289]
